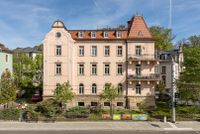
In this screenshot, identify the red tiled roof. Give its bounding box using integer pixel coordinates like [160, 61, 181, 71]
[54, 16, 153, 41]
[128, 16, 152, 39]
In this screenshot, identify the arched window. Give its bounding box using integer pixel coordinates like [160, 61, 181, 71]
[79, 83, 84, 94]
[92, 83, 97, 94]
[118, 84, 123, 95]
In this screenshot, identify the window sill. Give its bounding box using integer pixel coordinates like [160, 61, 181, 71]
[55, 74, 62, 76]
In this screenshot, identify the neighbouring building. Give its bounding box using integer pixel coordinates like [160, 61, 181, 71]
[0, 43, 13, 77]
[43, 15, 160, 109]
[14, 46, 42, 59]
[159, 45, 184, 92]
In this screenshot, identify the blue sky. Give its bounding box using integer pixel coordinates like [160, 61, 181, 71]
[0, 0, 199, 49]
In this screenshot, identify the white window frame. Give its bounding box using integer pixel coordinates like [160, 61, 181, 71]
[55, 63, 62, 75]
[91, 64, 97, 75]
[136, 84, 141, 94]
[136, 46, 141, 56]
[103, 31, 109, 38]
[104, 46, 110, 56]
[116, 31, 121, 38]
[117, 46, 123, 56]
[92, 83, 97, 94]
[79, 64, 84, 75]
[136, 64, 141, 76]
[91, 46, 97, 56]
[78, 31, 84, 38]
[117, 64, 123, 75]
[79, 84, 84, 94]
[91, 31, 96, 38]
[79, 46, 84, 56]
[56, 45, 62, 56]
[161, 66, 166, 74]
[104, 64, 110, 75]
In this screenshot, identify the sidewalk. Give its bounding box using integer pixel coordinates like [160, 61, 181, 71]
[0, 121, 199, 131]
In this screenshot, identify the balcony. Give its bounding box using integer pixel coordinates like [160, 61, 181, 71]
[127, 74, 160, 81]
[127, 54, 159, 61]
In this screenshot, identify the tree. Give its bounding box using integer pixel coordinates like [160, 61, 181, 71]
[150, 26, 174, 50]
[100, 83, 121, 116]
[188, 35, 200, 48]
[155, 81, 166, 100]
[54, 81, 74, 110]
[0, 70, 17, 108]
[177, 35, 200, 103]
[13, 52, 43, 98]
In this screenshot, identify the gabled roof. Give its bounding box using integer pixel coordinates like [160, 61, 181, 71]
[0, 43, 12, 53]
[128, 16, 152, 39]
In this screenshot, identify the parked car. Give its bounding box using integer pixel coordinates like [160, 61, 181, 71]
[31, 94, 42, 102]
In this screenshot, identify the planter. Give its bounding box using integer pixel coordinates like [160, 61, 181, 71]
[122, 114, 131, 120]
[132, 114, 148, 121]
[102, 114, 111, 119]
[113, 114, 121, 120]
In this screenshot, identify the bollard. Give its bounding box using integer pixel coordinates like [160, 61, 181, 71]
[163, 116, 167, 123]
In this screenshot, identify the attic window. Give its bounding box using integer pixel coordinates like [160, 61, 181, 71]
[78, 31, 84, 38]
[138, 31, 143, 36]
[91, 31, 96, 38]
[103, 31, 109, 38]
[116, 31, 121, 38]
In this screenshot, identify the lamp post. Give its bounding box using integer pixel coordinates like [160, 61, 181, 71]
[171, 56, 176, 123]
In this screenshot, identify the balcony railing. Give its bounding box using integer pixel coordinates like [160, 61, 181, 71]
[127, 74, 160, 81]
[128, 54, 159, 61]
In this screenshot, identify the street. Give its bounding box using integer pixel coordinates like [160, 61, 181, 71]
[0, 131, 199, 134]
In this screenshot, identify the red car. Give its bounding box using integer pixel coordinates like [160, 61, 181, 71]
[31, 94, 42, 102]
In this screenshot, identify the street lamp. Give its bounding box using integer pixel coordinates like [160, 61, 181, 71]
[171, 56, 176, 123]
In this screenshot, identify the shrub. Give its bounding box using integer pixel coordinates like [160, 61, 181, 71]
[25, 106, 39, 121]
[90, 107, 103, 115]
[65, 106, 90, 118]
[88, 114, 101, 120]
[0, 108, 20, 120]
[35, 99, 60, 119]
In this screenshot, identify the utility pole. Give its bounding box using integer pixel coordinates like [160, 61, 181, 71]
[171, 56, 176, 123]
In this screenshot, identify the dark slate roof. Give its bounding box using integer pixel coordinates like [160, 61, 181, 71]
[0, 43, 12, 53]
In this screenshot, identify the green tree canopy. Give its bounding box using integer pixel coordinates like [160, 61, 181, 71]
[0, 70, 17, 105]
[150, 26, 174, 50]
[100, 83, 121, 116]
[177, 35, 200, 103]
[13, 51, 43, 98]
[54, 81, 74, 109]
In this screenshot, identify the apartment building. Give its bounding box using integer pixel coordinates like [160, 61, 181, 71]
[159, 45, 184, 92]
[43, 16, 160, 109]
[0, 43, 13, 77]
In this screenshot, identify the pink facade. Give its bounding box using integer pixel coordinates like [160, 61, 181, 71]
[43, 16, 159, 109]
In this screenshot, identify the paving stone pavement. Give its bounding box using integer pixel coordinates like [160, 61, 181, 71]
[0, 121, 199, 131]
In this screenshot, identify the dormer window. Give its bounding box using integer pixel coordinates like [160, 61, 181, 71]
[103, 31, 109, 38]
[91, 31, 96, 38]
[138, 31, 143, 36]
[116, 31, 121, 38]
[78, 31, 84, 38]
